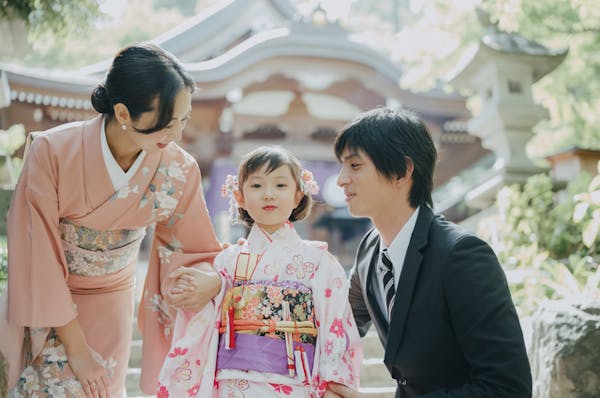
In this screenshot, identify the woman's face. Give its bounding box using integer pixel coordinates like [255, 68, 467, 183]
[126, 88, 192, 153]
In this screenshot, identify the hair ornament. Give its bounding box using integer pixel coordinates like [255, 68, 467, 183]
[301, 170, 319, 196]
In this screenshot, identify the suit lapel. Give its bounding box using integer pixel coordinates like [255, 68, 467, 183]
[364, 238, 388, 336]
[384, 207, 434, 367]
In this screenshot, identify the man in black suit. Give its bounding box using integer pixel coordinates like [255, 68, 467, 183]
[327, 108, 531, 398]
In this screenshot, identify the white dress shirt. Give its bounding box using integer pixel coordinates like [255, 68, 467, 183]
[375, 206, 420, 322]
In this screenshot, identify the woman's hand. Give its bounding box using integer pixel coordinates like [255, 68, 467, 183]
[67, 346, 110, 398]
[55, 318, 110, 398]
[168, 262, 221, 312]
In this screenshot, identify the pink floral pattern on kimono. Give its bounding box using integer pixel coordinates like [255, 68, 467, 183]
[158, 223, 362, 397]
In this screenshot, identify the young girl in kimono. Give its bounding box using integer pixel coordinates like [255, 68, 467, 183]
[158, 146, 362, 398]
[2, 43, 223, 398]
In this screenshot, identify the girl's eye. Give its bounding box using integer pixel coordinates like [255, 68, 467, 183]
[251, 183, 261, 188]
[351, 163, 361, 169]
[277, 183, 287, 188]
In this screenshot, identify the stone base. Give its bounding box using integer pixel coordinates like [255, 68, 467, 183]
[530, 299, 600, 398]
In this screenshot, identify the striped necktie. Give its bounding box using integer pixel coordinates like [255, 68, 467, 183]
[380, 248, 396, 318]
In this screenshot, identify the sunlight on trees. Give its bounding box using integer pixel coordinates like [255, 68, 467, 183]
[0, 0, 597, 156]
[481, 0, 600, 156]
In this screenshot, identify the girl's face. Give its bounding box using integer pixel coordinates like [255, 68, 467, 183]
[234, 164, 304, 234]
[126, 88, 191, 153]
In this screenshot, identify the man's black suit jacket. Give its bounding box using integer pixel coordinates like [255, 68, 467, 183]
[349, 206, 532, 397]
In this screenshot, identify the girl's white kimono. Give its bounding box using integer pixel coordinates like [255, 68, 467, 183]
[0, 116, 222, 397]
[158, 223, 363, 397]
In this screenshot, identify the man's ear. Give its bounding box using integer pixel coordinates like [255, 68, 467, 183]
[113, 103, 131, 126]
[396, 157, 414, 187]
[233, 190, 245, 209]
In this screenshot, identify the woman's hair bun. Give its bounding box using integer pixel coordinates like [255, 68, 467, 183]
[90, 85, 112, 114]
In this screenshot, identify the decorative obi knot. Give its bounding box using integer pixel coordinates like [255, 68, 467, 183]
[219, 280, 316, 344]
[217, 280, 316, 381]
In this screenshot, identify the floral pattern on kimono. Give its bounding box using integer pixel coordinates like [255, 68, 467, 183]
[10, 219, 141, 398]
[2, 116, 222, 396]
[158, 223, 363, 398]
[222, 280, 316, 344]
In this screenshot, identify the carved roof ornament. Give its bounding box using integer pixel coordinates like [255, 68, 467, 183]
[449, 8, 568, 88]
[476, 8, 564, 57]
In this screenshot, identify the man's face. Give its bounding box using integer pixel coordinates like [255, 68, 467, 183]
[337, 148, 401, 220]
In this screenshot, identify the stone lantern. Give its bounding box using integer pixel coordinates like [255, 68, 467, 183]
[449, 10, 567, 207]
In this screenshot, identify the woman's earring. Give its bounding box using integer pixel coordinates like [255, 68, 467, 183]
[121, 124, 126, 131]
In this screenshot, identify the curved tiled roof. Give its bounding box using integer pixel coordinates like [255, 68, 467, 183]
[3, 0, 402, 97]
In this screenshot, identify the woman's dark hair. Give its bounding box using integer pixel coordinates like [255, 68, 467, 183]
[91, 42, 195, 134]
[334, 107, 437, 208]
[236, 146, 313, 227]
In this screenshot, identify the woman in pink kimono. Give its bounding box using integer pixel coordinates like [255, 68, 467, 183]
[1, 43, 222, 397]
[158, 146, 362, 398]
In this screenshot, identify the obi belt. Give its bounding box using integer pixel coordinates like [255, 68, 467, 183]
[217, 280, 316, 380]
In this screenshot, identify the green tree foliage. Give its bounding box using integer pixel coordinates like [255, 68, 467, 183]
[337, 0, 598, 156]
[480, 0, 600, 155]
[478, 172, 600, 315]
[0, 0, 104, 39]
[0, 0, 188, 68]
[574, 162, 600, 249]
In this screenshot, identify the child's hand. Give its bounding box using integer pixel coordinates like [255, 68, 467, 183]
[168, 264, 221, 312]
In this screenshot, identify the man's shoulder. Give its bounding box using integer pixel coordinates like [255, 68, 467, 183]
[428, 213, 491, 253]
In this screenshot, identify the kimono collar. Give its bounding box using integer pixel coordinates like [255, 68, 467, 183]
[246, 222, 301, 253]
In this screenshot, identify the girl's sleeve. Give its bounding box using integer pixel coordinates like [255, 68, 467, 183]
[139, 157, 223, 393]
[7, 135, 76, 327]
[312, 250, 363, 395]
[157, 252, 228, 398]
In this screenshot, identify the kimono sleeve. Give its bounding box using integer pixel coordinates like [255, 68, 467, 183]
[154, 159, 222, 297]
[312, 250, 363, 395]
[7, 134, 76, 327]
[157, 252, 228, 398]
[139, 157, 222, 393]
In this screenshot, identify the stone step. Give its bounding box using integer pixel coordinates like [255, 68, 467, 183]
[125, 367, 145, 397]
[129, 339, 142, 369]
[132, 323, 142, 340]
[362, 327, 385, 357]
[360, 358, 396, 387]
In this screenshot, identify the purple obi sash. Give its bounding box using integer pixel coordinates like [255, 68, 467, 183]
[216, 333, 315, 375]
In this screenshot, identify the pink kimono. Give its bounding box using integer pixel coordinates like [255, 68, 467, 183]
[158, 223, 362, 398]
[1, 116, 221, 396]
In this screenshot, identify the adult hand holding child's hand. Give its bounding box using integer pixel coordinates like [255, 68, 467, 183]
[168, 263, 221, 312]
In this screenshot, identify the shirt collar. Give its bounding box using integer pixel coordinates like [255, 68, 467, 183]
[379, 206, 420, 270]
